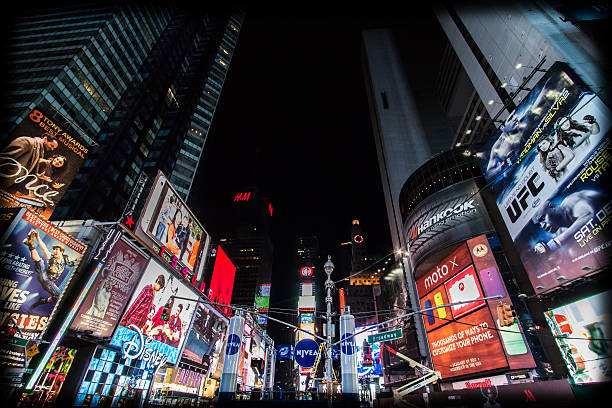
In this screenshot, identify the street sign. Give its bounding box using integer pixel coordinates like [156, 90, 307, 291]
[8, 337, 28, 347]
[368, 328, 403, 344]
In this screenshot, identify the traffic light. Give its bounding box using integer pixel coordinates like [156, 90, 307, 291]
[161, 302, 172, 322]
[498, 302, 516, 326]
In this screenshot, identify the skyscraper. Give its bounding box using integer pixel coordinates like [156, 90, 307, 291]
[219, 188, 274, 314]
[2, 3, 244, 221]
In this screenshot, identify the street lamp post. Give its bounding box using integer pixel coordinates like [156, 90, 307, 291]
[324, 255, 335, 405]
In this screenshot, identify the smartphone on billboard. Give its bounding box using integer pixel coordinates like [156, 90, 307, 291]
[424, 299, 436, 325]
[478, 266, 507, 298]
[433, 291, 446, 320]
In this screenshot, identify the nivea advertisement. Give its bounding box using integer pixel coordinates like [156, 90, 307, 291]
[476, 61, 612, 294]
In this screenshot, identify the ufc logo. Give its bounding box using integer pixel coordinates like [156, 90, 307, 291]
[506, 172, 544, 223]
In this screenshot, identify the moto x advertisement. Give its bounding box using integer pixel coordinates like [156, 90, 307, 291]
[0, 207, 86, 340]
[476, 62, 612, 294]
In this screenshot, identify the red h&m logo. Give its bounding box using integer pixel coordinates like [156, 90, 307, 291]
[524, 389, 536, 402]
[234, 192, 251, 202]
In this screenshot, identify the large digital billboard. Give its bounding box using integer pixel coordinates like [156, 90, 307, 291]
[416, 235, 534, 379]
[476, 62, 612, 294]
[134, 171, 210, 280]
[181, 302, 228, 367]
[0, 207, 86, 340]
[355, 326, 383, 378]
[110, 259, 198, 365]
[207, 245, 236, 317]
[544, 290, 611, 384]
[70, 239, 148, 338]
[0, 107, 89, 219]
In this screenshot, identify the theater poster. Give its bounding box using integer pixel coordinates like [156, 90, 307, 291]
[0, 207, 86, 340]
[70, 239, 148, 339]
[476, 62, 612, 294]
[0, 107, 89, 219]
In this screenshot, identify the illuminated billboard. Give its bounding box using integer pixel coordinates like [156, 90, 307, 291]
[134, 171, 210, 280]
[416, 235, 535, 379]
[544, 290, 611, 384]
[207, 245, 236, 317]
[110, 259, 199, 365]
[70, 239, 148, 338]
[403, 180, 494, 268]
[0, 207, 86, 340]
[181, 303, 228, 367]
[0, 107, 90, 219]
[476, 62, 612, 294]
[355, 326, 382, 378]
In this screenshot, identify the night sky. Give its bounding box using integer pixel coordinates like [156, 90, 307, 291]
[187, 6, 444, 342]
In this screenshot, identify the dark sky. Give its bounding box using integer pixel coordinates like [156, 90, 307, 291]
[188, 6, 444, 341]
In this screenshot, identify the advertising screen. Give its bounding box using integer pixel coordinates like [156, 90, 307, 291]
[110, 259, 199, 365]
[70, 239, 148, 338]
[300, 313, 314, 324]
[207, 245, 236, 317]
[134, 171, 209, 279]
[299, 322, 315, 341]
[0, 107, 89, 219]
[181, 302, 228, 366]
[403, 180, 495, 269]
[476, 62, 612, 294]
[355, 326, 383, 378]
[416, 236, 534, 379]
[544, 290, 611, 384]
[254, 283, 270, 312]
[0, 207, 86, 340]
[18, 346, 76, 405]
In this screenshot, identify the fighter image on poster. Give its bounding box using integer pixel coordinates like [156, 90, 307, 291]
[0, 107, 89, 219]
[0, 208, 85, 340]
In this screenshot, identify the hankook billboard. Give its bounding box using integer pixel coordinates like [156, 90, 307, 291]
[476, 61, 612, 294]
[403, 180, 494, 269]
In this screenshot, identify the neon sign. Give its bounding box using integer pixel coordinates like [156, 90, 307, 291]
[121, 324, 169, 370]
[353, 234, 364, 244]
[268, 203, 273, 216]
[158, 245, 205, 293]
[300, 266, 314, 277]
[233, 192, 251, 202]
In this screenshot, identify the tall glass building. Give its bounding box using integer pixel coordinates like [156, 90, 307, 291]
[2, 2, 244, 221]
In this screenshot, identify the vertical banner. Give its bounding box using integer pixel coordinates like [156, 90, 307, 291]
[0, 107, 89, 219]
[70, 239, 148, 338]
[0, 207, 86, 340]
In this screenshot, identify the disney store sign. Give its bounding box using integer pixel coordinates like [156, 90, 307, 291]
[121, 324, 169, 370]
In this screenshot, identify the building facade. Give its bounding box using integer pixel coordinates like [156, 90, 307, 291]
[3, 3, 244, 222]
